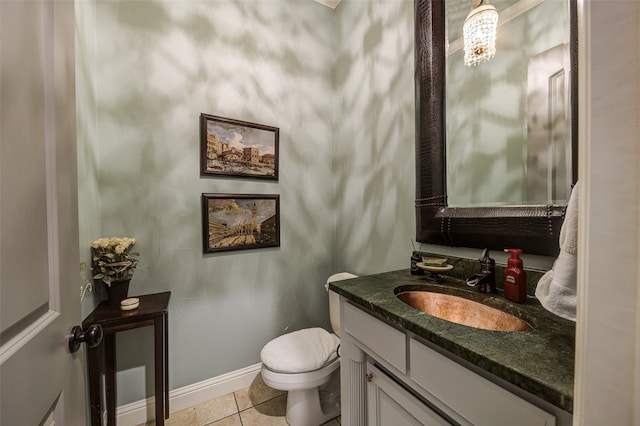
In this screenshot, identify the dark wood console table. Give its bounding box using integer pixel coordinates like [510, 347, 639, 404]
[83, 291, 171, 425]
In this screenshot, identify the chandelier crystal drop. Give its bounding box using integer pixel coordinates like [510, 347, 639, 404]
[463, 4, 499, 67]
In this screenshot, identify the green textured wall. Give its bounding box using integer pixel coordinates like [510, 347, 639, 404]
[76, 0, 416, 406]
[334, 0, 416, 273]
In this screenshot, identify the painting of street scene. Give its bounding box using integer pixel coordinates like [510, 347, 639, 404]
[202, 193, 280, 253]
[200, 114, 279, 180]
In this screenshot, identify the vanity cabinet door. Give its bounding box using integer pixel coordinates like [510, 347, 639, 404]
[366, 363, 451, 426]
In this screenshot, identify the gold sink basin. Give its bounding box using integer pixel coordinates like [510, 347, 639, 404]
[396, 289, 532, 332]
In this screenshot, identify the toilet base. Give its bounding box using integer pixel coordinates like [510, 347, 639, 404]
[286, 370, 340, 426]
[286, 384, 340, 426]
[261, 363, 341, 426]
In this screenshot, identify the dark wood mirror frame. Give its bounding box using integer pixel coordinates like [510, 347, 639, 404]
[414, 0, 578, 256]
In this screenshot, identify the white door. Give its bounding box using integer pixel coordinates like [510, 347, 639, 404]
[0, 0, 86, 424]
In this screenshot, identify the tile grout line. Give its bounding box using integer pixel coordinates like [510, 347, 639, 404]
[232, 391, 244, 426]
[202, 392, 243, 426]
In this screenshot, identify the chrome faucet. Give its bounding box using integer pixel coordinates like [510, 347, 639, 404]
[466, 249, 497, 293]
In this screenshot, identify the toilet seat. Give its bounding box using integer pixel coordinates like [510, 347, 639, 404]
[260, 328, 339, 373]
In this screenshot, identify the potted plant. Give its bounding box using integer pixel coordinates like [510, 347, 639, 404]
[91, 237, 139, 304]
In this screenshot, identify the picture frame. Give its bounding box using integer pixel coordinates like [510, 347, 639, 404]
[200, 113, 279, 180]
[201, 193, 280, 253]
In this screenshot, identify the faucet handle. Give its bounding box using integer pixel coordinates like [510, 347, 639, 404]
[479, 248, 489, 262]
[479, 248, 495, 272]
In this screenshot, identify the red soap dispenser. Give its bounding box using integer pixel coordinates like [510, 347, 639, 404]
[503, 249, 527, 303]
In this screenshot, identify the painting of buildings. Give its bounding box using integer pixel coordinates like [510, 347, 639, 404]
[200, 114, 279, 180]
[202, 194, 280, 253]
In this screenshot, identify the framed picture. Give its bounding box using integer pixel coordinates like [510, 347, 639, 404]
[200, 113, 279, 180]
[201, 193, 280, 253]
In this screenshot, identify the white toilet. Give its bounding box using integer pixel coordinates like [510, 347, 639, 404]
[260, 272, 357, 426]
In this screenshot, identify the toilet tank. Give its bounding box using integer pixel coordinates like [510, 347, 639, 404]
[326, 273, 358, 337]
[329, 291, 341, 337]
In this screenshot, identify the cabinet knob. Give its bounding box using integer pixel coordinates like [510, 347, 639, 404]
[68, 324, 103, 353]
[365, 373, 373, 382]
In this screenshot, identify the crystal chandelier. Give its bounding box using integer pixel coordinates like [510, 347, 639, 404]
[463, 1, 499, 67]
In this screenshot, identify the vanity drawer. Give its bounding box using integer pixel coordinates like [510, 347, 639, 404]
[343, 302, 406, 373]
[410, 338, 555, 426]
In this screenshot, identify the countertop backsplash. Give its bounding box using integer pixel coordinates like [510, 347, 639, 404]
[417, 251, 547, 297]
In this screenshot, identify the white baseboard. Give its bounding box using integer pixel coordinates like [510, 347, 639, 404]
[116, 363, 262, 426]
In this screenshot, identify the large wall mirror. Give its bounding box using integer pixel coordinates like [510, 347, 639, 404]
[414, 0, 577, 256]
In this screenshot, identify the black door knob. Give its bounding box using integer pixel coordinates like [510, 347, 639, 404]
[68, 324, 103, 353]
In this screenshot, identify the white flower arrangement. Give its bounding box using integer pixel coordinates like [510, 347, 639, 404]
[91, 237, 139, 286]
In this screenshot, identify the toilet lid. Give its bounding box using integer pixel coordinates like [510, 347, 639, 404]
[260, 328, 340, 373]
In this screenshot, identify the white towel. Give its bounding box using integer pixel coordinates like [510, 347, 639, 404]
[535, 182, 579, 321]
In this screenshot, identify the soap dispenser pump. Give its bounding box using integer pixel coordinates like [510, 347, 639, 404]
[504, 248, 527, 303]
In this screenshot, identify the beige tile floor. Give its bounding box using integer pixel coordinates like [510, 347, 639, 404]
[140, 375, 341, 426]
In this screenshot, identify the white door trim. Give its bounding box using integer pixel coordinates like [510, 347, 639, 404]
[574, 1, 640, 424]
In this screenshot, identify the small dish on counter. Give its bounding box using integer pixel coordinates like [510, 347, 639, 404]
[416, 262, 453, 273]
[417, 262, 453, 283]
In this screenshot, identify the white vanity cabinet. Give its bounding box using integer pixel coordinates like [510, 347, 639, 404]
[340, 299, 559, 426]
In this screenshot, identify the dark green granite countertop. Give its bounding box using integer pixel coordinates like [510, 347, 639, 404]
[329, 269, 575, 413]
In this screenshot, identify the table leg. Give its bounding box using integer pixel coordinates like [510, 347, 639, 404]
[105, 333, 116, 425]
[154, 316, 165, 425]
[87, 344, 103, 425]
[164, 312, 169, 419]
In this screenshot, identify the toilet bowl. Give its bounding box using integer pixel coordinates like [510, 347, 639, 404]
[260, 272, 358, 426]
